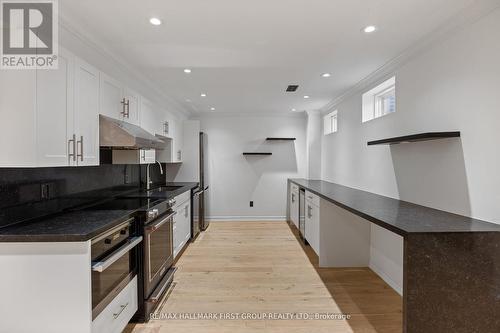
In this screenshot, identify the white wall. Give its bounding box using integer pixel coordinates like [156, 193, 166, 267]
[320, 8, 500, 294]
[306, 111, 322, 179]
[198, 114, 307, 221]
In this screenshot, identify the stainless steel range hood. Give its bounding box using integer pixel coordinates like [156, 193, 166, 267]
[99, 115, 164, 150]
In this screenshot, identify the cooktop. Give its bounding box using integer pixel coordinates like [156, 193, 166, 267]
[85, 197, 164, 211]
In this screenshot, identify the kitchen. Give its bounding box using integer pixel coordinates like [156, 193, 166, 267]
[1, 1, 500, 333]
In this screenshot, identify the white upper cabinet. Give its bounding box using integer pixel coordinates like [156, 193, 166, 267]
[140, 98, 160, 135]
[99, 73, 140, 126]
[0, 70, 37, 167]
[99, 73, 124, 120]
[123, 88, 140, 125]
[74, 58, 100, 166]
[36, 49, 75, 167]
[156, 115, 183, 163]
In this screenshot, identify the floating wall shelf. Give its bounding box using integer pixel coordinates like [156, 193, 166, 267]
[367, 132, 461, 146]
[243, 152, 273, 156]
[266, 138, 296, 141]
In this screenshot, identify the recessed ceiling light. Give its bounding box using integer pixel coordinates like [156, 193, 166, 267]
[303, 95, 310, 99]
[200, 93, 207, 97]
[149, 17, 162, 26]
[291, 108, 297, 112]
[363, 25, 377, 33]
[321, 73, 331, 78]
[185, 99, 191, 102]
[184, 68, 192, 73]
[210, 107, 216, 111]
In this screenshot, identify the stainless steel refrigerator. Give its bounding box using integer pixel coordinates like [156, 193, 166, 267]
[193, 132, 209, 237]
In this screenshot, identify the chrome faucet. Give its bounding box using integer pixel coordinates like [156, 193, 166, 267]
[146, 161, 164, 190]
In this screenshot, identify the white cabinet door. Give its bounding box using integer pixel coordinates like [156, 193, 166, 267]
[172, 118, 183, 163]
[99, 73, 124, 120]
[305, 192, 320, 255]
[140, 98, 159, 135]
[0, 70, 37, 167]
[36, 49, 75, 167]
[142, 150, 156, 164]
[173, 196, 191, 258]
[123, 88, 140, 125]
[74, 58, 100, 166]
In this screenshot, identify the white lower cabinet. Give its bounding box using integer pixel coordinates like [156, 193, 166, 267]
[92, 276, 138, 333]
[173, 191, 191, 258]
[305, 191, 320, 255]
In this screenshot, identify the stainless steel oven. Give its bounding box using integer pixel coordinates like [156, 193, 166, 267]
[91, 218, 142, 319]
[143, 210, 175, 298]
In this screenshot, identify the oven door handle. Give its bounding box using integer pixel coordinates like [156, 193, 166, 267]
[146, 212, 176, 232]
[91, 236, 143, 273]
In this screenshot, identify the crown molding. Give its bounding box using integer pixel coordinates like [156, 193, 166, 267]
[320, 0, 500, 114]
[58, 15, 191, 119]
[193, 111, 307, 119]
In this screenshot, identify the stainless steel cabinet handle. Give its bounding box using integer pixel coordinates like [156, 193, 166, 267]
[91, 236, 143, 272]
[146, 212, 176, 231]
[120, 98, 129, 118]
[291, 193, 295, 203]
[77, 136, 84, 162]
[307, 205, 312, 218]
[113, 303, 129, 319]
[68, 134, 76, 162]
[184, 205, 188, 218]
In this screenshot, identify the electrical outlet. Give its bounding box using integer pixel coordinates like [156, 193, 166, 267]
[40, 183, 53, 200]
[250, 201, 254, 207]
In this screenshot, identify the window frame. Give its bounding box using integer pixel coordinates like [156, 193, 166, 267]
[324, 110, 338, 135]
[362, 76, 396, 123]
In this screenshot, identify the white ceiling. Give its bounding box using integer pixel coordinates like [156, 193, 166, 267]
[60, 0, 476, 115]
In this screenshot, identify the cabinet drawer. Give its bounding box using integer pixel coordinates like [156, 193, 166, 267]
[92, 276, 138, 333]
[305, 191, 320, 207]
[173, 190, 190, 208]
[291, 184, 299, 193]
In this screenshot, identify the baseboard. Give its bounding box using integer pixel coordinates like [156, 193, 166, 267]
[369, 262, 403, 296]
[206, 216, 286, 222]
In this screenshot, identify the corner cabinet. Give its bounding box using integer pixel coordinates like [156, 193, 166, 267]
[0, 47, 100, 167]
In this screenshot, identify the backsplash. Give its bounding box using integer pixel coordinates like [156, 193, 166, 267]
[0, 163, 166, 228]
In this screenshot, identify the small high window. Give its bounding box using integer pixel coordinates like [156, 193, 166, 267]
[324, 110, 338, 135]
[362, 76, 396, 122]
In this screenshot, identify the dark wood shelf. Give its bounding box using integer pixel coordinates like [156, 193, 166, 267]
[266, 138, 296, 141]
[242, 152, 272, 156]
[367, 132, 460, 146]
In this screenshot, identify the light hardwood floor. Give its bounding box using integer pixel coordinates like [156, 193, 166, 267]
[126, 222, 402, 333]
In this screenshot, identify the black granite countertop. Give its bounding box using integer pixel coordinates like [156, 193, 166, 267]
[0, 182, 198, 242]
[120, 182, 198, 200]
[289, 178, 500, 236]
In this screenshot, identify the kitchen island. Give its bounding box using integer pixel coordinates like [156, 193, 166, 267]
[288, 178, 500, 333]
